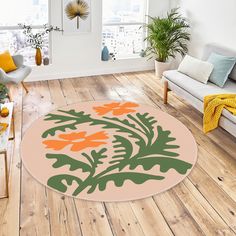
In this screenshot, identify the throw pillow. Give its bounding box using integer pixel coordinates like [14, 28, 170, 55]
[207, 53, 236, 87]
[0, 51, 17, 73]
[178, 55, 214, 84]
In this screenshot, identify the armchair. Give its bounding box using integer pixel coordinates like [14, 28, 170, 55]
[0, 55, 32, 94]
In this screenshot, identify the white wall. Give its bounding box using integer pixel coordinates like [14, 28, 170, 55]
[170, 0, 236, 59]
[27, 0, 170, 81]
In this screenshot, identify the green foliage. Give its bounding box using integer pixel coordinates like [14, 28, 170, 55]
[42, 110, 92, 138]
[0, 83, 9, 102]
[43, 108, 193, 197]
[48, 172, 164, 196]
[86, 172, 165, 194]
[48, 174, 83, 193]
[82, 148, 108, 168]
[129, 157, 192, 174]
[143, 8, 190, 62]
[146, 126, 180, 157]
[46, 153, 92, 172]
[109, 135, 133, 170]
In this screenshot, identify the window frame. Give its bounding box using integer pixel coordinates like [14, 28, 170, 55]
[102, 0, 149, 59]
[0, 0, 51, 65]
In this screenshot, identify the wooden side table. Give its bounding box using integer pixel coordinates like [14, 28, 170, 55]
[0, 102, 14, 199]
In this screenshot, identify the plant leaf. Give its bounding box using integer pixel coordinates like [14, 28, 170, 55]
[109, 136, 133, 168]
[89, 148, 108, 167]
[42, 110, 93, 138]
[47, 174, 83, 193]
[88, 172, 165, 193]
[42, 122, 78, 138]
[148, 126, 180, 157]
[46, 154, 92, 172]
[129, 157, 193, 174]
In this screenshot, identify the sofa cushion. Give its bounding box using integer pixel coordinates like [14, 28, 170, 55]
[0, 51, 17, 73]
[207, 53, 236, 87]
[202, 44, 236, 81]
[178, 55, 214, 84]
[163, 70, 236, 124]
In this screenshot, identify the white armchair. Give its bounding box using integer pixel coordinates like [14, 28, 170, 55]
[0, 55, 32, 94]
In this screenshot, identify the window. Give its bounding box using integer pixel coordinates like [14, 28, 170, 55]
[0, 0, 49, 65]
[102, 0, 148, 59]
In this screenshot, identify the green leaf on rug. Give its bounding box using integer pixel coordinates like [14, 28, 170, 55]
[128, 113, 157, 140]
[82, 148, 108, 168]
[47, 174, 83, 193]
[46, 154, 92, 172]
[129, 157, 193, 174]
[42, 110, 93, 138]
[109, 135, 133, 169]
[146, 126, 180, 157]
[87, 172, 165, 194]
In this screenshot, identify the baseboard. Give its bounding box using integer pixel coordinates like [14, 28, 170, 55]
[26, 65, 155, 82]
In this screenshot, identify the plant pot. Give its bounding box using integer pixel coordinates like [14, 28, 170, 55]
[35, 48, 42, 66]
[155, 60, 171, 78]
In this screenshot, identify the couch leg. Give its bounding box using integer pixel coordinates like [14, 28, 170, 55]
[164, 81, 169, 104]
[21, 81, 29, 94]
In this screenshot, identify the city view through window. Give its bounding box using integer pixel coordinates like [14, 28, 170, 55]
[0, 0, 48, 65]
[0, 0, 147, 64]
[102, 0, 147, 59]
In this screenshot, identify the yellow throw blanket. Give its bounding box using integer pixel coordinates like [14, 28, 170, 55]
[203, 94, 236, 133]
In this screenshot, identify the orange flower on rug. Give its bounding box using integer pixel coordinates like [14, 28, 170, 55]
[43, 131, 109, 152]
[94, 102, 139, 116]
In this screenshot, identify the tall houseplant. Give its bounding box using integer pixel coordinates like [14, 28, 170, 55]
[144, 9, 190, 77]
[19, 24, 62, 66]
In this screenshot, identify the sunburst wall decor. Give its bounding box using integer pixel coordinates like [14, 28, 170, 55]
[63, 0, 91, 34]
[65, 0, 89, 29]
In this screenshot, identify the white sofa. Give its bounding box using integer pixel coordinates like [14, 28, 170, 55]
[162, 44, 236, 137]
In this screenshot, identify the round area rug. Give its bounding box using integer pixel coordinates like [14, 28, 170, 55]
[21, 101, 198, 202]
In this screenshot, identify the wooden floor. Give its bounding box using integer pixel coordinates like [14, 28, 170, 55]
[0, 71, 236, 236]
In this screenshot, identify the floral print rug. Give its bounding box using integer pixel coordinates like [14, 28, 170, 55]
[21, 101, 198, 202]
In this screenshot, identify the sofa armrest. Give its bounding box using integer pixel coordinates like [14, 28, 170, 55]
[12, 55, 24, 67]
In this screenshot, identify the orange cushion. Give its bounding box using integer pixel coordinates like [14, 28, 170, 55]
[0, 51, 17, 73]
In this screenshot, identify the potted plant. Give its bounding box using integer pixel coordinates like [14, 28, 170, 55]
[143, 9, 190, 78]
[0, 83, 9, 102]
[18, 24, 63, 66]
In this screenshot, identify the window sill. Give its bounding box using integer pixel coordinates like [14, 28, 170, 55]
[30, 64, 52, 68]
[102, 55, 146, 62]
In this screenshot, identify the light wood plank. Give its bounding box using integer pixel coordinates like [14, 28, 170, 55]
[70, 78, 94, 102]
[189, 164, 236, 233]
[174, 181, 234, 235]
[105, 202, 145, 236]
[20, 82, 51, 236]
[154, 190, 204, 236]
[0, 84, 23, 236]
[74, 201, 113, 236]
[130, 199, 174, 236]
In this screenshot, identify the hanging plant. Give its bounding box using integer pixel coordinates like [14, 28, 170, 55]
[65, 0, 90, 29]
